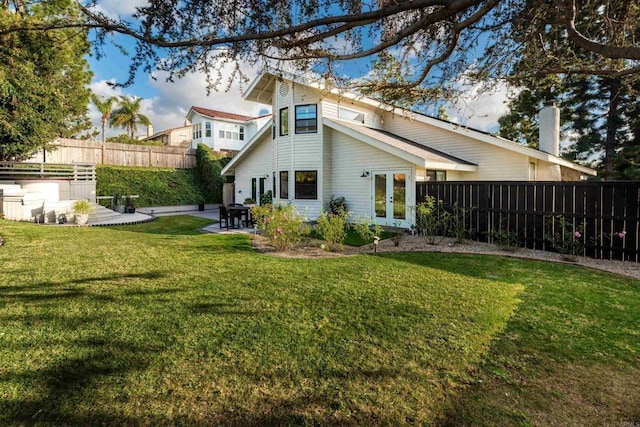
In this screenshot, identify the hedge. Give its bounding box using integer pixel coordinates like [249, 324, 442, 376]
[195, 143, 232, 203]
[96, 165, 206, 208]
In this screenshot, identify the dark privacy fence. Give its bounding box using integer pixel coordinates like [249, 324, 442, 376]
[416, 181, 640, 262]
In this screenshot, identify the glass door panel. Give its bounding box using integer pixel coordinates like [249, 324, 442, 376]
[374, 174, 387, 218]
[393, 173, 406, 219]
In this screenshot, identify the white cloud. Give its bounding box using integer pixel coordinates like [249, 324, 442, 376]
[87, 0, 148, 19]
[89, 64, 269, 139]
[443, 80, 512, 133]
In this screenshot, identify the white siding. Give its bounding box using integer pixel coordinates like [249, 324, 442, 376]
[321, 95, 383, 128]
[233, 133, 273, 204]
[329, 131, 414, 220]
[383, 113, 531, 181]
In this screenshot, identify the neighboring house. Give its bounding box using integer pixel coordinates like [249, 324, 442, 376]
[221, 71, 596, 228]
[142, 125, 191, 146]
[185, 107, 271, 153]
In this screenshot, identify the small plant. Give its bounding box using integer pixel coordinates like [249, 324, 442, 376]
[315, 209, 350, 251]
[490, 228, 520, 251]
[448, 202, 474, 243]
[124, 196, 137, 213]
[243, 198, 256, 205]
[414, 196, 450, 245]
[72, 199, 94, 215]
[352, 216, 383, 244]
[544, 215, 585, 261]
[389, 223, 404, 246]
[260, 190, 273, 206]
[328, 195, 347, 215]
[251, 203, 309, 251]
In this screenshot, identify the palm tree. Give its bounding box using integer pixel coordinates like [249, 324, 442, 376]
[91, 94, 117, 144]
[109, 96, 152, 139]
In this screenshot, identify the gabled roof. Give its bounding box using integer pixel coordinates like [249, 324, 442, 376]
[221, 120, 272, 176]
[244, 70, 597, 176]
[324, 119, 477, 171]
[188, 106, 266, 122]
[142, 125, 190, 141]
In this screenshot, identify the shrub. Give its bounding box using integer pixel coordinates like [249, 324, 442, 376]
[544, 215, 585, 260]
[490, 228, 520, 251]
[448, 202, 474, 243]
[260, 190, 273, 206]
[352, 216, 383, 244]
[72, 199, 93, 214]
[328, 195, 347, 215]
[195, 144, 231, 203]
[251, 204, 310, 251]
[315, 209, 350, 251]
[97, 166, 206, 207]
[414, 196, 450, 245]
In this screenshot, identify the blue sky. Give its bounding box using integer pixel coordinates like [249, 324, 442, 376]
[86, 1, 510, 139]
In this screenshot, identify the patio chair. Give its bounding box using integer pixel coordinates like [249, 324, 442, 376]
[219, 205, 231, 229]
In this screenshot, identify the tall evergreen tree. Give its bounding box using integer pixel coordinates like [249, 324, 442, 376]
[499, 0, 640, 180]
[0, 0, 92, 161]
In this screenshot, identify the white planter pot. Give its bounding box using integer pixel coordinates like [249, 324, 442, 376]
[75, 213, 89, 225]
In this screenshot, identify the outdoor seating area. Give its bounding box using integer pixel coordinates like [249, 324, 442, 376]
[219, 204, 253, 229]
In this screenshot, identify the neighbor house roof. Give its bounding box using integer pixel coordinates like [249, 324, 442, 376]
[141, 125, 190, 141]
[188, 106, 269, 122]
[244, 70, 596, 177]
[324, 119, 477, 171]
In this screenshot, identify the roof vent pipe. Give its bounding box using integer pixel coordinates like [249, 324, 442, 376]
[539, 103, 560, 156]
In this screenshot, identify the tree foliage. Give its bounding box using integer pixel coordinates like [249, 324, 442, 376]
[109, 96, 152, 139]
[92, 94, 116, 144]
[0, 0, 92, 161]
[499, 0, 640, 179]
[1, 0, 638, 104]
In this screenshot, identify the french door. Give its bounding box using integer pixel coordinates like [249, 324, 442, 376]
[372, 170, 409, 228]
[251, 176, 266, 204]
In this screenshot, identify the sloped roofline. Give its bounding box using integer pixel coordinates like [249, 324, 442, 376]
[244, 70, 596, 176]
[221, 119, 272, 176]
[187, 106, 267, 123]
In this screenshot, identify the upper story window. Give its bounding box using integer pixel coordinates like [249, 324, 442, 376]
[279, 107, 289, 136]
[205, 122, 211, 137]
[338, 106, 365, 123]
[295, 104, 317, 134]
[219, 130, 225, 138]
[239, 126, 245, 141]
[192, 123, 202, 139]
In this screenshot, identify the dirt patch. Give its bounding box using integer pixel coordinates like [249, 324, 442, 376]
[251, 234, 640, 280]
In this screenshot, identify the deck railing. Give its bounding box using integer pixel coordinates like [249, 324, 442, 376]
[0, 161, 96, 181]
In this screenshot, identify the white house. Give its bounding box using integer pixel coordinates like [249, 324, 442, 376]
[185, 107, 271, 152]
[221, 71, 596, 228]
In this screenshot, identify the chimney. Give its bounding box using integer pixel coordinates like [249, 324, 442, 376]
[539, 104, 559, 156]
[147, 124, 154, 138]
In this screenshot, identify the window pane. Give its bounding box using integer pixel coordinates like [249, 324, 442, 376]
[226, 131, 232, 139]
[205, 122, 211, 137]
[375, 174, 386, 218]
[295, 171, 317, 199]
[393, 173, 406, 219]
[279, 171, 288, 199]
[280, 108, 289, 136]
[338, 107, 365, 123]
[239, 126, 245, 141]
[295, 104, 317, 134]
[219, 130, 225, 138]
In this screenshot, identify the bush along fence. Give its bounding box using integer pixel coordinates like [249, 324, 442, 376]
[416, 181, 640, 262]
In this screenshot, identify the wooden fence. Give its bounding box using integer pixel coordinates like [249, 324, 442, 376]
[416, 181, 640, 262]
[29, 138, 196, 168]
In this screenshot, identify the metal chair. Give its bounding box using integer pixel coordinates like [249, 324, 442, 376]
[219, 205, 231, 229]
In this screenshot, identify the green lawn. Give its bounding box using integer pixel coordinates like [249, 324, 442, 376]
[0, 217, 638, 425]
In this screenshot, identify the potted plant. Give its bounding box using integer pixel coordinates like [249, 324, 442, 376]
[72, 199, 94, 225]
[124, 196, 136, 213]
[243, 197, 256, 206]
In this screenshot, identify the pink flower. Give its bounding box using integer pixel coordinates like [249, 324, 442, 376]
[617, 231, 627, 238]
[574, 231, 581, 238]
[276, 228, 283, 235]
